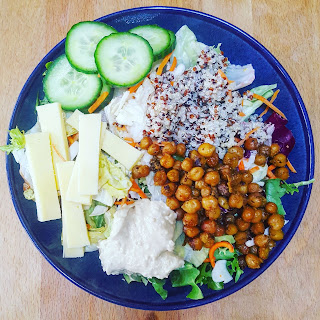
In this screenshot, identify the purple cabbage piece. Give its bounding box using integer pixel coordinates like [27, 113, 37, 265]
[266, 113, 295, 156]
[244, 149, 251, 158]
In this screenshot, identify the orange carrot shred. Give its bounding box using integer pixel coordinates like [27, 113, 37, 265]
[239, 112, 246, 117]
[258, 89, 280, 118]
[156, 52, 173, 76]
[287, 159, 297, 173]
[237, 127, 259, 146]
[249, 166, 260, 174]
[116, 125, 127, 131]
[129, 79, 144, 94]
[130, 178, 148, 199]
[238, 160, 245, 171]
[114, 198, 135, 206]
[252, 93, 287, 120]
[52, 143, 66, 162]
[203, 258, 210, 263]
[169, 56, 177, 72]
[88, 91, 109, 113]
[218, 69, 234, 84]
[208, 241, 234, 268]
[267, 165, 277, 179]
[170, 81, 174, 86]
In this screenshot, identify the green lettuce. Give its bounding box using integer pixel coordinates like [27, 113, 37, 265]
[214, 235, 235, 244]
[0, 127, 25, 154]
[84, 200, 107, 229]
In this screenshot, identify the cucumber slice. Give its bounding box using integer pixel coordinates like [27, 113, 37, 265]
[43, 54, 102, 111]
[96, 79, 114, 112]
[129, 25, 171, 60]
[94, 32, 153, 87]
[66, 21, 117, 74]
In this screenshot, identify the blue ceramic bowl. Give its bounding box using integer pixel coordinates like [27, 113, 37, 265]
[6, 7, 314, 310]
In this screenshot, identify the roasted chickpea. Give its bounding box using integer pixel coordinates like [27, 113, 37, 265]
[236, 218, 250, 231]
[275, 167, 290, 180]
[200, 232, 215, 248]
[218, 196, 229, 210]
[248, 183, 261, 193]
[181, 199, 201, 214]
[247, 192, 263, 208]
[219, 165, 232, 181]
[166, 197, 180, 210]
[175, 185, 192, 202]
[198, 143, 216, 158]
[160, 154, 175, 169]
[238, 256, 247, 270]
[161, 183, 177, 197]
[237, 244, 249, 255]
[269, 228, 284, 241]
[242, 206, 255, 222]
[183, 212, 198, 227]
[204, 171, 220, 186]
[147, 143, 160, 155]
[205, 207, 221, 220]
[167, 169, 180, 182]
[268, 214, 284, 230]
[181, 158, 194, 172]
[268, 239, 276, 250]
[154, 170, 167, 186]
[223, 152, 239, 169]
[270, 143, 280, 157]
[254, 154, 267, 166]
[176, 143, 186, 156]
[189, 150, 201, 161]
[230, 173, 242, 186]
[162, 141, 177, 155]
[245, 253, 263, 269]
[259, 247, 270, 260]
[261, 210, 270, 221]
[201, 219, 217, 234]
[226, 223, 238, 235]
[251, 222, 265, 235]
[244, 138, 258, 150]
[175, 208, 185, 221]
[236, 183, 248, 195]
[195, 179, 208, 190]
[265, 202, 278, 214]
[225, 213, 235, 224]
[214, 225, 226, 237]
[271, 153, 287, 167]
[249, 245, 259, 255]
[191, 188, 200, 198]
[234, 231, 248, 245]
[228, 146, 244, 159]
[188, 237, 203, 251]
[183, 226, 200, 238]
[258, 144, 271, 157]
[180, 173, 193, 186]
[140, 137, 153, 150]
[207, 153, 219, 168]
[188, 167, 205, 181]
[251, 209, 263, 223]
[254, 234, 269, 247]
[241, 171, 253, 184]
[200, 186, 211, 198]
[229, 194, 244, 208]
[202, 195, 219, 210]
[132, 165, 150, 179]
[173, 160, 182, 171]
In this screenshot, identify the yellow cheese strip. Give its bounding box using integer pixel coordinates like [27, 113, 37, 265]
[101, 130, 143, 170]
[66, 109, 83, 131]
[25, 133, 61, 222]
[37, 103, 70, 189]
[57, 161, 90, 249]
[100, 122, 107, 148]
[78, 114, 101, 195]
[62, 226, 84, 258]
[66, 158, 92, 205]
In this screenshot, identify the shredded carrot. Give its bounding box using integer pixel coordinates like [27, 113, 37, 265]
[203, 258, 210, 263]
[258, 89, 280, 118]
[249, 166, 260, 174]
[169, 56, 177, 72]
[218, 69, 234, 84]
[287, 159, 297, 173]
[208, 241, 234, 268]
[252, 93, 287, 120]
[88, 91, 109, 113]
[86, 224, 91, 230]
[238, 160, 245, 171]
[124, 137, 137, 147]
[67, 133, 79, 146]
[116, 125, 127, 131]
[129, 79, 144, 94]
[268, 165, 276, 171]
[52, 143, 66, 162]
[114, 199, 135, 206]
[267, 165, 277, 179]
[170, 81, 174, 86]
[237, 127, 259, 146]
[130, 178, 148, 199]
[156, 52, 173, 76]
[239, 112, 246, 117]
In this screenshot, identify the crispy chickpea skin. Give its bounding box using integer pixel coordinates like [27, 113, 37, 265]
[229, 194, 244, 208]
[147, 143, 160, 155]
[258, 144, 271, 157]
[271, 153, 287, 167]
[247, 192, 264, 208]
[173, 160, 182, 171]
[182, 212, 198, 227]
[175, 185, 192, 201]
[245, 253, 263, 269]
[244, 138, 258, 150]
[202, 195, 219, 210]
[275, 167, 290, 180]
[207, 153, 219, 168]
[242, 206, 255, 222]
[162, 142, 177, 155]
[214, 225, 226, 237]
[241, 171, 253, 184]
[234, 231, 248, 245]
[254, 154, 267, 166]
[181, 158, 194, 172]
[259, 247, 270, 260]
[184, 226, 200, 238]
[139, 137, 153, 150]
[226, 223, 238, 235]
[251, 209, 263, 223]
[270, 143, 280, 157]
[200, 232, 215, 248]
[166, 197, 180, 210]
[268, 214, 284, 230]
[132, 165, 150, 179]
[236, 218, 250, 231]
[201, 186, 212, 198]
[160, 154, 175, 168]
[161, 183, 177, 197]
[228, 146, 244, 159]
[175, 208, 185, 221]
[181, 199, 201, 214]
[154, 170, 167, 186]
[167, 169, 180, 182]
[198, 143, 216, 158]
[251, 222, 265, 235]
[195, 179, 208, 189]
[188, 167, 205, 181]
[269, 228, 284, 241]
[176, 143, 186, 156]
[223, 152, 239, 168]
[180, 173, 193, 186]
[218, 196, 229, 209]
[254, 234, 269, 247]
[204, 171, 220, 186]
[265, 202, 278, 214]
[188, 237, 203, 251]
[248, 183, 261, 193]
[201, 219, 217, 234]
[205, 207, 221, 220]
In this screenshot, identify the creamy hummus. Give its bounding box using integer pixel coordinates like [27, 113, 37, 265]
[98, 199, 184, 279]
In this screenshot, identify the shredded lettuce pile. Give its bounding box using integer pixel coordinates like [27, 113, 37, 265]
[0, 127, 25, 154]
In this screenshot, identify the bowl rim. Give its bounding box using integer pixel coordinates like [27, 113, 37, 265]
[5, 6, 315, 311]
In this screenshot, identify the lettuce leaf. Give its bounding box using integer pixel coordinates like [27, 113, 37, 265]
[225, 64, 255, 90]
[0, 127, 25, 154]
[214, 235, 235, 244]
[196, 263, 224, 290]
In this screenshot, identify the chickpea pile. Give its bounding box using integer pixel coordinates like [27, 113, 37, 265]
[137, 136, 288, 270]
